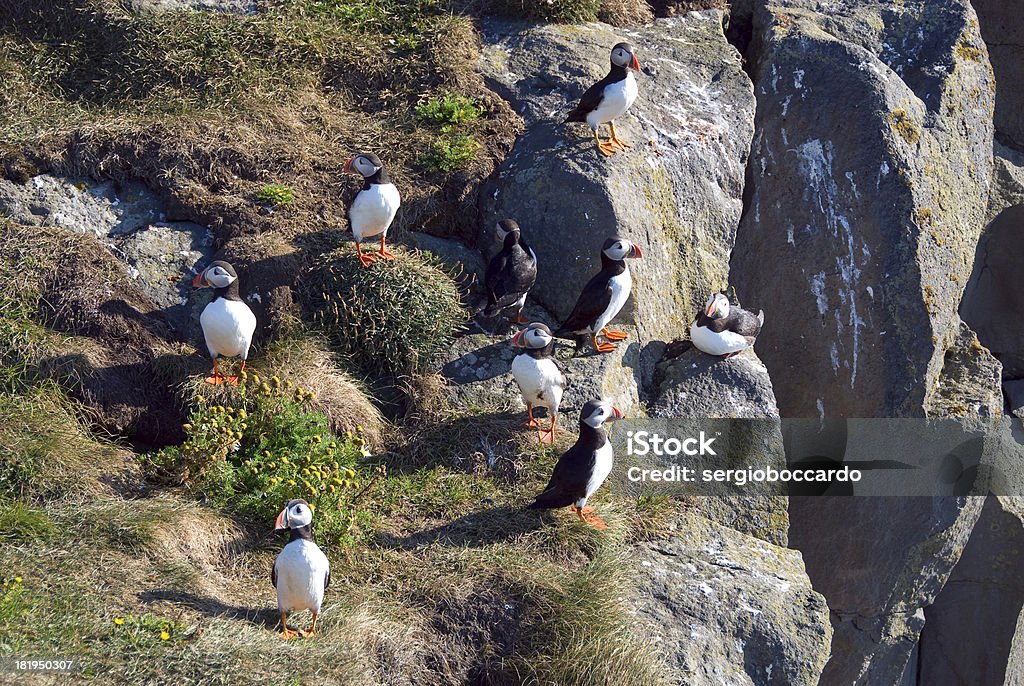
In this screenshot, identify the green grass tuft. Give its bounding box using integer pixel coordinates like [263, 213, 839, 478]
[255, 183, 295, 207]
[422, 132, 480, 172]
[416, 93, 483, 129]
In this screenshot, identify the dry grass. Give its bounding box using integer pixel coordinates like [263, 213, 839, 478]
[600, 0, 655, 25]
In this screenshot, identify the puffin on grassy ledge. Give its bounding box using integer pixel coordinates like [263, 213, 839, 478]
[193, 260, 257, 385]
[273, 499, 331, 640]
[510, 322, 566, 445]
[346, 152, 401, 267]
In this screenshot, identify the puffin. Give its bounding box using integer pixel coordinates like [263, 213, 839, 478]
[345, 152, 401, 267]
[483, 218, 538, 325]
[510, 322, 566, 444]
[193, 260, 257, 385]
[690, 293, 764, 358]
[565, 42, 641, 156]
[556, 237, 643, 353]
[273, 499, 330, 639]
[529, 399, 624, 529]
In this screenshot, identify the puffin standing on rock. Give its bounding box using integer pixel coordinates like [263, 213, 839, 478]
[690, 293, 764, 358]
[193, 260, 257, 385]
[345, 152, 401, 267]
[273, 499, 330, 639]
[510, 322, 566, 445]
[483, 218, 538, 325]
[556, 237, 642, 354]
[529, 399, 624, 530]
[566, 42, 641, 156]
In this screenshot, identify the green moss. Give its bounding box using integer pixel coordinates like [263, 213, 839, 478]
[955, 43, 983, 63]
[415, 93, 482, 129]
[422, 132, 479, 172]
[889, 109, 920, 145]
[254, 183, 294, 207]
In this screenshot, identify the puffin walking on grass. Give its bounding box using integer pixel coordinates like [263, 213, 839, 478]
[193, 260, 257, 385]
[484, 219, 538, 325]
[529, 400, 624, 530]
[565, 42, 640, 157]
[510, 322, 566, 445]
[345, 153, 401, 267]
[556, 237, 642, 354]
[690, 293, 764, 358]
[273, 499, 330, 639]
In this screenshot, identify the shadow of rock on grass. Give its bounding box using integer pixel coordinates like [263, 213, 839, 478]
[138, 589, 279, 630]
[374, 505, 546, 549]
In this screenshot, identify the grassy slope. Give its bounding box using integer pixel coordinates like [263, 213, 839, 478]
[0, 2, 675, 684]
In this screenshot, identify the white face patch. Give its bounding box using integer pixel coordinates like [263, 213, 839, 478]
[354, 156, 381, 178]
[706, 293, 730, 318]
[611, 47, 632, 68]
[603, 240, 631, 261]
[495, 222, 509, 240]
[525, 328, 552, 349]
[287, 502, 313, 529]
[583, 405, 608, 428]
[206, 266, 236, 289]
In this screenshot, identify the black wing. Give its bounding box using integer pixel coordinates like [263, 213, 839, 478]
[557, 273, 612, 336]
[726, 308, 763, 338]
[271, 561, 277, 588]
[530, 441, 595, 509]
[485, 247, 537, 315]
[565, 73, 614, 123]
[324, 564, 331, 591]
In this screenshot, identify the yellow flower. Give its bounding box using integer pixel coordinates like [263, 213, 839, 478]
[13, 576, 22, 583]
[281, 457, 289, 464]
[114, 617, 125, 626]
[160, 630, 171, 641]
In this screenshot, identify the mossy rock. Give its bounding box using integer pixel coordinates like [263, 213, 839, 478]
[300, 246, 466, 379]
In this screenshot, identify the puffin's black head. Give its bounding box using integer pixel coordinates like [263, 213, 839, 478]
[192, 260, 239, 289]
[274, 499, 314, 531]
[601, 237, 643, 262]
[510, 322, 553, 350]
[704, 293, 730, 319]
[345, 152, 385, 178]
[495, 218, 521, 243]
[580, 399, 624, 429]
[610, 42, 640, 71]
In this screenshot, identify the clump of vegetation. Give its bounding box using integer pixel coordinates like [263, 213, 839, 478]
[145, 373, 375, 535]
[493, 0, 602, 22]
[254, 183, 295, 207]
[302, 247, 466, 377]
[416, 93, 483, 129]
[889, 109, 920, 145]
[423, 133, 480, 172]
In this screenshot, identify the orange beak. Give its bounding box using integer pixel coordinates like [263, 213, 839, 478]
[510, 329, 527, 347]
[274, 509, 288, 530]
[611, 406, 624, 420]
[192, 270, 205, 288]
[628, 244, 643, 259]
[706, 303, 716, 317]
[631, 54, 640, 71]
[344, 157, 354, 173]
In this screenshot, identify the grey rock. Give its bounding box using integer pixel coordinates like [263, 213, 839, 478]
[961, 201, 1024, 379]
[974, 0, 1024, 148]
[478, 11, 755, 389]
[0, 174, 165, 238]
[1005, 380, 1024, 419]
[630, 518, 832, 686]
[918, 495, 1024, 686]
[790, 495, 984, 685]
[441, 325, 643, 419]
[925, 320, 1004, 426]
[124, 0, 257, 13]
[114, 222, 216, 334]
[732, 0, 995, 418]
[651, 344, 788, 545]
[986, 142, 1024, 222]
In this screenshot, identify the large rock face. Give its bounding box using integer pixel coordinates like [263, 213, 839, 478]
[789, 495, 984, 684]
[478, 11, 755, 384]
[917, 496, 1024, 686]
[732, 0, 995, 418]
[973, 0, 1024, 148]
[631, 517, 832, 686]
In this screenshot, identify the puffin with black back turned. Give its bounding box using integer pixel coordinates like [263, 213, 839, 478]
[273, 499, 330, 639]
[193, 260, 257, 385]
[529, 399, 623, 529]
[690, 293, 764, 358]
[556, 237, 642, 354]
[484, 218, 538, 325]
[565, 42, 640, 156]
[345, 152, 401, 267]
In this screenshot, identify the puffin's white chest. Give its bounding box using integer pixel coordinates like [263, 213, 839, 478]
[593, 269, 633, 332]
[690, 321, 751, 356]
[511, 354, 564, 411]
[200, 297, 257, 359]
[581, 440, 614, 505]
[274, 539, 330, 614]
[349, 182, 400, 240]
[587, 72, 638, 128]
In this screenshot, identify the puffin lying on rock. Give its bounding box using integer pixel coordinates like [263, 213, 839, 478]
[556, 237, 642, 354]
[690, 293, 764, 358]
[565, 42, 641, 157]
[483, 218, 537, 325]
[510, 322, 566, 445]
[346, 152, 401, 267]
[193, 260, 257, 385]
[529, 399, 623, 530]
[273, 499, 330, 639]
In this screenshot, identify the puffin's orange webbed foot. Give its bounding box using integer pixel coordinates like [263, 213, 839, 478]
[204, 374, 226, 385]
[597, 140, 617, 156]
[508, 311, 530, 325]
[225, 375, 240, 386]
[593, 338, 617, 353]
[378, 249, 396, 261]
[601, 328, 628, 341]
[584, 514, 608, 530]
[280, 613, 295, 639]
